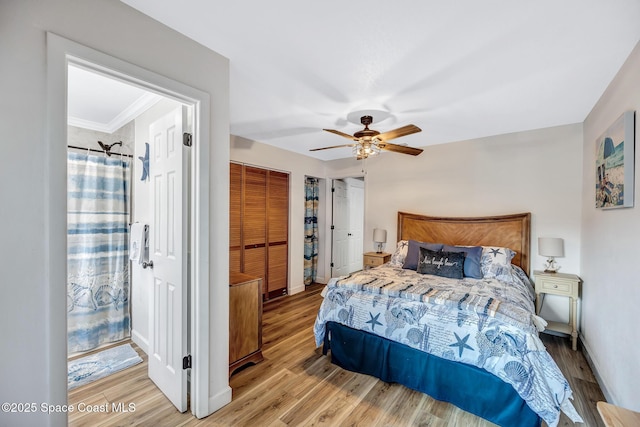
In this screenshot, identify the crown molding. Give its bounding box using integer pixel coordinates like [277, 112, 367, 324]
[68, 92, 162, 133]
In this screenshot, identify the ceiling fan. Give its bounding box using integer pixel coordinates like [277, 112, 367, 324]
[311, 115, 423, 159]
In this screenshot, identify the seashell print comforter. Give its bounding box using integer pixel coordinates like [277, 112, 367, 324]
[313, 264, 582, 427]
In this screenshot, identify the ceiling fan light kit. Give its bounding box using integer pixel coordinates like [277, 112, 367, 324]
[353, 139, 381, 159]
[313, 115, 424, 160]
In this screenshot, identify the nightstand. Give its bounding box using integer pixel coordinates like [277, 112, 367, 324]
[363, 252, 391, 269]
[534, 270, 582, 351]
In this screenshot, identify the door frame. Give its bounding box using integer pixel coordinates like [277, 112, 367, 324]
[46, 33, 212, 417]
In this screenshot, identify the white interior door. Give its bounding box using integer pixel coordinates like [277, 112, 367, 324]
[148, 106, 189, 412]
[332, 180, 349, 277]
[347, 179, 364, 273]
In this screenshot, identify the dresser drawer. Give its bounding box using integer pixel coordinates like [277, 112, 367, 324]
[364, 256, 384, 267]
[539, 279, 571, 295]
[363, 252, 391, 269]
[535, 274, 580, 298]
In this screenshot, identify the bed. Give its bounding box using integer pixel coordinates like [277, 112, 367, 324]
[313, 212, 582, 427]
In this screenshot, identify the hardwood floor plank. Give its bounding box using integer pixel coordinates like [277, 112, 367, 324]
[68, 284, 608, 427]
[291, 373, 377, 427]
[407, 394, 449, 427]
[279, 368, 363, 426]
[372, 385, 430, 427]
[339, 381, 404, 426]
[211, 369, 299, 425]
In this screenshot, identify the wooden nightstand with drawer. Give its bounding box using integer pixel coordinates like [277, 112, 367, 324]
[363, 252, 391, 269]
[534, 270, 582, 350]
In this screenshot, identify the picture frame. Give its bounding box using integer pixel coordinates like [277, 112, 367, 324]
[595, 111, 635, 209]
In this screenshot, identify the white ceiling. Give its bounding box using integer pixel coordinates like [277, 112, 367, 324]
[67, 64, 162, 134]
[75, 1, 640, 160]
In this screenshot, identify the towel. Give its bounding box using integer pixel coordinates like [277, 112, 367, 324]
[129, 222, 146, 264]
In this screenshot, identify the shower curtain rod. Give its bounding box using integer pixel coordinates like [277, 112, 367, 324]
[67, 144, 133, 158]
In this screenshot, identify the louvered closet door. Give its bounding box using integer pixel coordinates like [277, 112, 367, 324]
[229, 163, 243, 273]
[243, 167, 267, 292]
[267, 171, 289, 298]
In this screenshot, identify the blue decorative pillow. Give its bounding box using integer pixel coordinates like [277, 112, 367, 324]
[416, 248, 465, 279]
[402, 240, 444, 270]
[442, 245, 483, 279]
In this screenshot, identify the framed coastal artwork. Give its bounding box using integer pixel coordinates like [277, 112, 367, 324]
[595, 111, 635, 209]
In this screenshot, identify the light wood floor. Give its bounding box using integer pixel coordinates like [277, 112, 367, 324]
[69, 284, 606, 426]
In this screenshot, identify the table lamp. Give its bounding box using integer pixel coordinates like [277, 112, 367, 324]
[538, 237, 564, 272]
[373, 228, 387, 253]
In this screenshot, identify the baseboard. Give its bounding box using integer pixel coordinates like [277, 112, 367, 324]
[131, 329, 148, 355]
[205, 385, 232, 418]
[289, 283, 306, 295]
[314, 276, 328, 285]
[579, 332, 613, 403]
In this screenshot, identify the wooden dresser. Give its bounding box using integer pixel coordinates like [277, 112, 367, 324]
[229, 272, 263, 376]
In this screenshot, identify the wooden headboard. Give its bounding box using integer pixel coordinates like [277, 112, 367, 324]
[397, 212, 531, 276]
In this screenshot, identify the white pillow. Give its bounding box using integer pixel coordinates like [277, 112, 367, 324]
[481, 246, 516, 279]
[389, 240, 409, 267]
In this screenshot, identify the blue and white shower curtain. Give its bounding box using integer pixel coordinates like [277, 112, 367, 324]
[67, 152, 130, 353]
[304, 177, 319, 285]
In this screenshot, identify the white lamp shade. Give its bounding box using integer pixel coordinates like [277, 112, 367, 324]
[538, 237, 564, 257]
[373, 228, 387, 243]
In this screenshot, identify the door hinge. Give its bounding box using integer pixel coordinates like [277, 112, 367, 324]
[331, 187, 335, 192]
[330, 225, 335, 230]
[330, 262, 334, 267]
[183, 355, 192, 370]
[183, 132, 193, 147]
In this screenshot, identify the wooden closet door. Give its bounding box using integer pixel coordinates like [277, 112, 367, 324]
[229, 163, 243, 272]
[267, 171, 288, 298]
[243, 167, 267, 290]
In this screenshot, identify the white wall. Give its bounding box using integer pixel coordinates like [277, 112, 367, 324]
[0, 1, 229, 426]
[67, 122, 135, 155]
[131, 98, 183, 353]
[230, 136, 327, 294]
[581, 40, 640, 410]
[327, 123, 584, 321]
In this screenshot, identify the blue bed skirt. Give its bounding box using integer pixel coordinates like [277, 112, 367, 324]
[323, 321, 541, 427]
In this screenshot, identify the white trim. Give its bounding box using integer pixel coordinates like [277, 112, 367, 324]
[67, 117, 113, 133]
[68, 92, 163, 133]
[46, 30, 70, 427]
[46, 32, 213, 419]
[107, 92, 163, 132]
[580, 333, 614, 403]
[208, 387, 233, 416]
[289, 284, 306, 295]
[131, 329, 149, 355]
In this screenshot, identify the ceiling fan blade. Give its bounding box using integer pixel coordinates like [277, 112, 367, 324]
[310, 143, 356, 152]
[376, 124, 421, 141]
[380, 142, 423, 156]
[324, 129, 357, 140]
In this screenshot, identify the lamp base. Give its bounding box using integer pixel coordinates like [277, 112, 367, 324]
[544, 258, 560, 273]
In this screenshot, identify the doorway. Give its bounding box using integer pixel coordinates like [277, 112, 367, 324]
[48, 33, 215, 418]
[67, 61, 192, 410]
